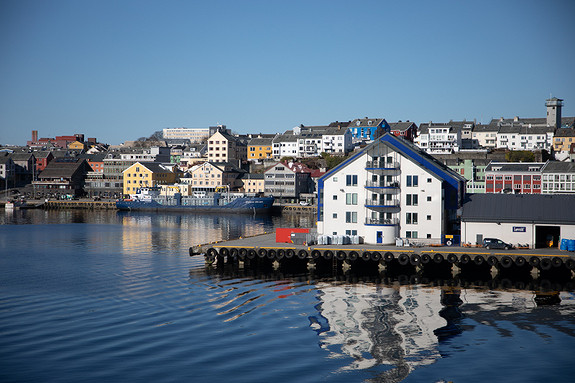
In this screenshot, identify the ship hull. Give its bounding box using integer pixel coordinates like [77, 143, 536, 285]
[116, 197, 274, 214]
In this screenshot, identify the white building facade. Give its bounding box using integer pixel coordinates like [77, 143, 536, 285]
[162, 127, 210, 142]
[317, 134, 465, 245]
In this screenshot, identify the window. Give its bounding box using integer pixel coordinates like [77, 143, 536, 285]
[332, 213, 337, 218]
[345, 212, 357, 223]
[406, 231, 418, 239]
[332, 195, 337, 200]
[346, 193, 358, 205]
[406, 175, 419, 187]
[346, 175, 358, 186]
[406, 212, 418, 224]
[427, 234, 432, 239]
[427, 178, 432, 183]
[406, 194, 418, 206]
[427, 215, 431, 220]
[346, 230, 358, 235]
[427, 196, 432, 202]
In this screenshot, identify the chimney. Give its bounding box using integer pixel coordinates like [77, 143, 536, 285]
[32, 130, 38, 142]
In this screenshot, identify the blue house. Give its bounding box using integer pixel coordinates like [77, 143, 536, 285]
[348, 118, 391, 142]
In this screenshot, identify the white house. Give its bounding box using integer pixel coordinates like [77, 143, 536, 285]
[317, 133, 466, 245]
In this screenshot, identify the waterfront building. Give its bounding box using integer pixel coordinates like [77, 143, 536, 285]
[187, 161, 245, 192]
[239, 173, 265, 194]
[264, 161, 314, 203]
[33, 158, 92, 197]
[484, 162, 544, 194]
[8, 152, 36, 186]
[461, 193, 575, 248]
[162, 127, 210, 142]
[272, 133, 299, 159]
[0, 153, 15, 189]
[122, 162, 176, 195]
[317, 133, 466, 245]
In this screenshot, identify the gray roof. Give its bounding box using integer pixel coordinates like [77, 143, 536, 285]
[349, 118, 386, 128]
[473, 124, 500, 133]
[388, 122, 417, 131]
[38, 159, 89, 179]
[484, 162, 545, 172]
[461, 193, 575, 225]
[248, 137, 274, 146]
[9, 152, 35, 161]
[138, 163, 173, 173]
[541, 161, 575, 173]
[498, 125, 554, 134]
[554, 128, 575, 137]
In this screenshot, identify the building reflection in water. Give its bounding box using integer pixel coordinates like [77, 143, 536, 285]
[307, 282, 574, 382]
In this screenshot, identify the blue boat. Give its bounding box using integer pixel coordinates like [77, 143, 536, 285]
[116, 188, 274, 214]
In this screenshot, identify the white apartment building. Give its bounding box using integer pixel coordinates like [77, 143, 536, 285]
[415, 125, 462, 154]
[317, 133, 466, 245]
[496, 126, 554, 151]
[162, 127, 210, 142]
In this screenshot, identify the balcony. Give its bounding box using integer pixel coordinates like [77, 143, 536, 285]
[365, 181, 400, 191]
[365, 161, 399, 170]
[365, 198, 400, 208]
[365, 218, 399, 226]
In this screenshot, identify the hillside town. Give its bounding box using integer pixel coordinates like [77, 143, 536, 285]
[2, 97, 575, 249]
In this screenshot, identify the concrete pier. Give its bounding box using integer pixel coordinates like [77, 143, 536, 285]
[190, 233, 575, 287]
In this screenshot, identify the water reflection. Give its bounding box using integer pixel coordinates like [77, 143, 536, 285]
[190, 265, 575, 382]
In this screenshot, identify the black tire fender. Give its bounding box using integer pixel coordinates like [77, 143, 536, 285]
[433, 253, 444, 263]
[370, 251, 382, 261]
[410, 254, 421, 266]
[501, 256, 513, 268]
[398, 253, 410, 266]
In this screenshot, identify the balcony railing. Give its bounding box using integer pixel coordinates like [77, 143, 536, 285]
[365, 198, 400, 207]
[365, 161, 399, 169]
[365, 218, 399, 226]
[365, 181, 400, 189]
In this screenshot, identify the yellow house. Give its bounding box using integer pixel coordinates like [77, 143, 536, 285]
[553, 129, 575, 152]
[188, 161, 241, 191]
[122, 162, 177, 196]
[248, 137, 274, 160]
[240, 173, 265, 194]
[68, 141, 87, 151]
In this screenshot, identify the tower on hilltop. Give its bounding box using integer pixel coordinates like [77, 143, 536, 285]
[546, 97, 563, 128]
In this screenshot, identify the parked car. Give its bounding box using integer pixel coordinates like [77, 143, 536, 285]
[483, 238, 513, 250]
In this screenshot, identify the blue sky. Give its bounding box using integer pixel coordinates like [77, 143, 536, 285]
[1, 0, 574, 145]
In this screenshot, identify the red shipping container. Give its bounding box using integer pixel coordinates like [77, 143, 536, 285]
[276, 228, 310, 243]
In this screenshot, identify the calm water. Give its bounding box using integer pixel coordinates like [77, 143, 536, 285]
[1, 210, 575, 383]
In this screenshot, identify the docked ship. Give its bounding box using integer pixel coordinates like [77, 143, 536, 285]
[116, 188, 274, 214]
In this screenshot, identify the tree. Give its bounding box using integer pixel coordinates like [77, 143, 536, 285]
[505, 150, 535, 162]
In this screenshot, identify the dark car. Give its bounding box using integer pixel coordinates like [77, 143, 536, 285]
[483, 238, 513, 250]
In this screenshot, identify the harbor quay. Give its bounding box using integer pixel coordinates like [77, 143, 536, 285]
[190, 232, 575, 288]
